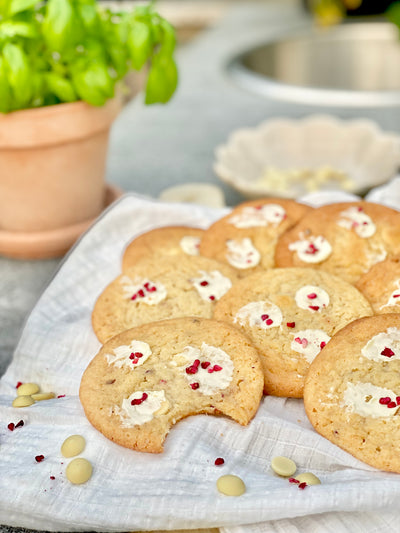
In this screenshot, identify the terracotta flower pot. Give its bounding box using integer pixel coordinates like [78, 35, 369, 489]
[0, 97, 122, 233]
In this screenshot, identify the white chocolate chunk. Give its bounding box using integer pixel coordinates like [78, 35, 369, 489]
[190, 270, 232, 302]
[289, 234, 332, 264]
[271, 456, 297, 477]
[294, 472, 321, 486]
[31, 392, 56, 401]
[295, 285, 329, 312]
[234, 301, 283, 330]
[216, 475, 246, 496]
[180, 236, 201, 256]
[61, 435, 86, 458]
[228, 204, 286, 228]
[337, 207, 375, 238]
[17, 383, 40, 396]
[66, 458, 93, 485]
[225, 238, 260, 269]
[12, 395, 35, 408]
[361, 327, 400, 362]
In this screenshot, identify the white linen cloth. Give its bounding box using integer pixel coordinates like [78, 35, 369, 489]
[1, 192, 400, 532]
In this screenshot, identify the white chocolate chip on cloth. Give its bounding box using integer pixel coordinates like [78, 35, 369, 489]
[213, 267, 373, 397]
[304, 313, 400, 472]
[122, 225, 204, 272]
[275, 201, 400, 284]
[92, 254, 239, 343]
[80, 317, 264, 453]
[199, 197, 312, 277]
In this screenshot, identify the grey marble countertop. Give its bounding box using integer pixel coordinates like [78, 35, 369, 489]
[1, 1, 398, 531]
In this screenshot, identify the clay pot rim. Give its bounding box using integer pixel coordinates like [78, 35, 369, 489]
[0, 95, 123, 148]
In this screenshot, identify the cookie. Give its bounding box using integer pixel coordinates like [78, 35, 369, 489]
[122, 226, 204, 272]
[92, 255, 239, 343]
[199, 198, 312, 277]
[356, 257, 400, 314]
[213, 268, 373, 397]
[304, 314, 400, 473]
[80, 317, 264, 453]
[275, 201, 400, 284]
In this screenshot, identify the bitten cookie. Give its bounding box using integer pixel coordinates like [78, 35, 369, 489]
[92, 255, 239, 343]
[199, 198, 312, 277]
[213, 268, 373, 397]
[275, 201, 400, 284]
[304, 314, 400, 473]
[356, 257, 400, 314]
[122, 226, 204, 272]
[80, 317, 264, 453]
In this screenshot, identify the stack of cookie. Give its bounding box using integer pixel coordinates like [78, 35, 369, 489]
[80, 198, 400, 471]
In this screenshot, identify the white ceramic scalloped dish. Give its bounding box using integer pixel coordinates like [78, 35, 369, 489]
[214, 115, 400, 199]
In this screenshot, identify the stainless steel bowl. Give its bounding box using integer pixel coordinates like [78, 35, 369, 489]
[227, 22, 400, 107]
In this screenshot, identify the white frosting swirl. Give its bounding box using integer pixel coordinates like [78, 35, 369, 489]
[228, 204, 286, 228]
[180, 236, 201, 256]
[234, 301, 283, 329]
[105, 340, 152, 369]
[361, 327, 400, 362]
[120, 276, 167, 304]
[290, 329, 331, 363]
[172, 343, 234, 395]
[337, 207, 376, 238]
[190, 270, 232, 301]
[288, 234, 332, 264]
[295, 285, 329, 312]
[117, 390, 168, 426]
[342, 382, 399, 418]
[225, 238, 260, 269]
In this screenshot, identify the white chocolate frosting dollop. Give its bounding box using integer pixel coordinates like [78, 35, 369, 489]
[337, 207, 376, 238]
[234, 301, 283, 329]
[295, 285, 329, 312]
[120, 276, 167, 304]
[361, 327, 400, 362]
[342, 382, 399, 418]
[228, 204, 286, 228]
[105, 340, 152, 369]
[118, 390, 168, 426]
[180, 236, 201, 256]
[190, 270, 232, 301]
[288, 234, 332, 264]
[290, 329, 331, 363]
[225, 238, 260, 269]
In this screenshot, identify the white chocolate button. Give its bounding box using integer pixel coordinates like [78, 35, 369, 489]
[31, 392, 56, 401]
[17, 383, 40, 396]
[271, 456, 297, 477]
[66, 458, 93, 485]
[12, 395, 35, 408]
[61, 435, 86, 458]
[216, 474, 246, 496]
[294, 472, 321, 485]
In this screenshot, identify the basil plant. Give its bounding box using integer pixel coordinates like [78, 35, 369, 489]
[0, 0, 178, 112]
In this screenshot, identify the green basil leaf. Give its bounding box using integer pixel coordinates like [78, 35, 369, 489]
[9, 0, 38, 15]
[0, 21, 37, 38]
[145, 53, 178, 104]
[3, 42, 31, 107]
[77, 2, 99, 34]
[160, 19, 176, 55]
[42, 0, 75, 52]
[127, 20, 152, 70]
[0, 0, 11, 17]
[71, 61, 114, 106]
[0, 56, 12, 113]
[45, 72, 77, 102]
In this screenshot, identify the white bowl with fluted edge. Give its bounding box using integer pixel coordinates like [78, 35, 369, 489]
[214, 115, 400, 199]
